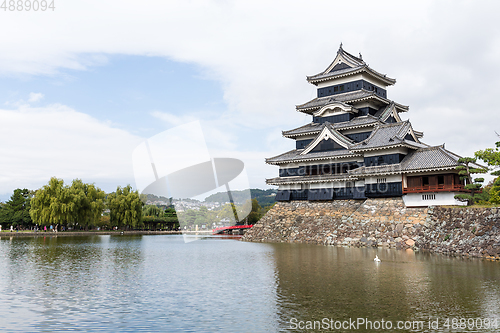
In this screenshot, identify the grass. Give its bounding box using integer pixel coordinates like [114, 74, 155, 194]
[440, 204, 499, 209]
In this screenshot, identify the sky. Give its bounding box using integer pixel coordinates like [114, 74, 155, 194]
[1, 0, 500, 201]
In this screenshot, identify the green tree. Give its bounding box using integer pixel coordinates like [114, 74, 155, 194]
[142, 205, 162, 217]
[454, 157, 487, 205]
[238, 198, 262, 224]
[164, 207, 178, 223]
[218, 203, 238, 224]
[0, 189, 33, 228]
[475, 139, 500, 175]
[475, 137, 500, 205]
[107, 185, 144, 230]
[30, 178, 105, 229]
[179, 209, 197, 227]
[30, 177, 71, 227]
[490, 177, 500, 205]
[164, 207, 179, 230]
[68, 179, 106, 230]
[249, 198, 263, 224]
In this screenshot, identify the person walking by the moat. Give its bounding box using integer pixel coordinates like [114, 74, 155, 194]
[10, 225, 13, 232]
[44, 225, 47, 232]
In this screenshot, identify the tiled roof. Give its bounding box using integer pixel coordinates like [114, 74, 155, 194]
[307, 65, 396, 85]
[266, 149, 361, 164]
[335, 115, 381, 129]
[296, 90, 409, 115]
[401, 146, 461, 171]
[349, 164, 403, 176]
[346, 146, 472, 176]
[282, 122, 323, 137]
[282, 116, 381, 138]
[374, 103, 394, 119]
[306, 46, 396, 85]
[307, 66, 365, 81]
[349, 146, 481, 175]
[296, 90, 376, 112]
[350, 121, 427, 151]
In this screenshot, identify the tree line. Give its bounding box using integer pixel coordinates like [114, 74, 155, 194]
[455, 135, 500, 206]
[176, 198, 270, 230]
[0, 177, 148, 231]
[0, 177, 272, 232]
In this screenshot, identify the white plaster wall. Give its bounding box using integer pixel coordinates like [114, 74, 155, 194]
[278, 157, 364, 168]
[310, 182, 334, 189]
[365, 175, 402, 184]
[333, 181, 355, 188]
[355, 180, 365, 187]
[278, 184, 301, 190]
[402, 192, 467, 207]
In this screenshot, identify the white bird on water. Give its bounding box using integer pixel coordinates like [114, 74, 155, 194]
[374, 255, 381, 262]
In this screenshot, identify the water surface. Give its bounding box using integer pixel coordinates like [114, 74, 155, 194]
[0, 235, 499, 332]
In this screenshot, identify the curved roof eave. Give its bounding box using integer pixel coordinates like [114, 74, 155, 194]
[306, 66, 396, 86]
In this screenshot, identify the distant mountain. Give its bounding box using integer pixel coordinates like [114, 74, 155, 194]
[143, 188, 276, 207]
[204, 188, 276, 206]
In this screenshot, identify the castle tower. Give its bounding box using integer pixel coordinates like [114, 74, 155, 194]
[266, 44, 476, 207]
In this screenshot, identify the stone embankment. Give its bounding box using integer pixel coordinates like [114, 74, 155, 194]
[242, 198, 500, 258]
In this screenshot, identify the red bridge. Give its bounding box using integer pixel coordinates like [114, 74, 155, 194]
[212, 225, 253, 235]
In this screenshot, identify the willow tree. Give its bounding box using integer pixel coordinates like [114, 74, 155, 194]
[107, 185, 143, 230]
[30, 177, 70, 227]
[142, 205, 163, 218]
[30, 177, 105, 229]
[68, 179, 106, 229]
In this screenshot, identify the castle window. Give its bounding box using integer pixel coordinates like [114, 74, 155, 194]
[422, 194, 436, 200]
[438, 175, 444, 185]
[377, 178, 387, 183]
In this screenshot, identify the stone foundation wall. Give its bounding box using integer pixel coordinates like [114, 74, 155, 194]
[242, 198, 500, 258]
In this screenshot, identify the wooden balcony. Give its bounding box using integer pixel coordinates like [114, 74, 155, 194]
[403, 184, 466, 194]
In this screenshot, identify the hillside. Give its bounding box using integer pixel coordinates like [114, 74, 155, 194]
[204, 188, 276, 206]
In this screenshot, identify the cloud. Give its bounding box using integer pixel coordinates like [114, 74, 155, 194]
[1, 0, 500, 192]
[1, 1, 498, 131]
[0, 103, 143, 194]
[28, 93, 44, 103]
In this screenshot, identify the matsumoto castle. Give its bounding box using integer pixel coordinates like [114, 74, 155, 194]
[267, 44, 471, 207]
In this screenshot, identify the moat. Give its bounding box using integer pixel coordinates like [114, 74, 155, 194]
[1, 234, 499, 332]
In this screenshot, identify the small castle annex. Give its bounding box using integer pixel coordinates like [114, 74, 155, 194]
[266, 44, 477, 207]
